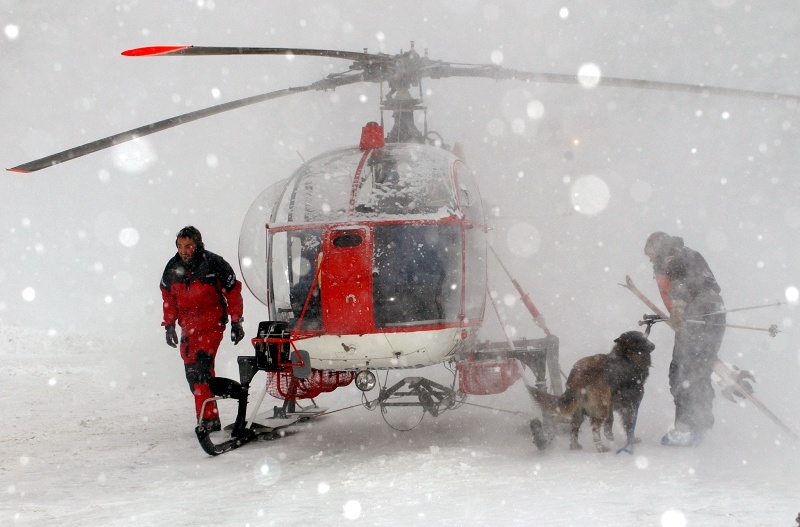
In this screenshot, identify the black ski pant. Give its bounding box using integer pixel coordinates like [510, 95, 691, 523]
[669, 310, 725, 432]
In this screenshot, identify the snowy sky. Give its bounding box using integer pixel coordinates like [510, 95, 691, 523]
[2, 2, 800, 524]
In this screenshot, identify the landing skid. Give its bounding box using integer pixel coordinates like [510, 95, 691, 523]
[194, 329, 329, 456]
[365, 376, 458, 430]
[197, 399, 327, 456]
[196, 416, 298, 456]
[223, 404, 328, 431]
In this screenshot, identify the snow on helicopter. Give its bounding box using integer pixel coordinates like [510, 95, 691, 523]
[10, 42, 800, 455]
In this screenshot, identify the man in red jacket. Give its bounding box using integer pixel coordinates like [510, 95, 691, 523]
[161, 226, 245, 431]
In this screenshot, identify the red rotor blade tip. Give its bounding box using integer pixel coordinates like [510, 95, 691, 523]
[121, 45, 192, 56]
[7, 168, 30, 173]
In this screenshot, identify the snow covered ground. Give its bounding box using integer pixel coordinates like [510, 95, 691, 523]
[3, 324, 799, 526]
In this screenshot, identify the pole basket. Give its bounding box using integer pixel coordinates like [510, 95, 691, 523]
[457, 354, 523, 395]
[267, 369, 355, 400]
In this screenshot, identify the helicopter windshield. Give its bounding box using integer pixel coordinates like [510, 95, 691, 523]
[273, 143, 458, 223]
[353, 144, 457, 218]
[372, 223, 462, 327]
[274, 148, 357, 223]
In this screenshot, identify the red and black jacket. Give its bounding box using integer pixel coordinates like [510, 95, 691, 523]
[654, 246, 721, 314]
[160, 250, 244, 334]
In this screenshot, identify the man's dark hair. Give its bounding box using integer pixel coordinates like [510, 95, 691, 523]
[176, 225, 205, 253]
[644, 231, 684, 261]
[644, 231, 670, 253]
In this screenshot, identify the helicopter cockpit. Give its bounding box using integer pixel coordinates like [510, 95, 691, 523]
[239, 140, 486, 336]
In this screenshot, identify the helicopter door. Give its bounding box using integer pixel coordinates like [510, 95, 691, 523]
[320, 227, 373, 335]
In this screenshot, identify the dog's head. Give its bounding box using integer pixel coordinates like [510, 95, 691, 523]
[613, 331, 655, 366]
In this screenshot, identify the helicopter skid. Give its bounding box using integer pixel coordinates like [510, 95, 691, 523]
[369, 376, 458, 419]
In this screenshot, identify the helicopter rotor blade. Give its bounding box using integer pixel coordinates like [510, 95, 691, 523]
[11, 45, 800, 174]
[8, 73, 366, 173]
[119, 46, 800, 104]
[422, 63, 800, 104]
[122, 45, 394, 64]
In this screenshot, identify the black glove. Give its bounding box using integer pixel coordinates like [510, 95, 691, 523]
[231, 320, 245, 345]
[165, 323, 178, 348]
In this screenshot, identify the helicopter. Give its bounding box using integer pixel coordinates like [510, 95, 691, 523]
[10, 42, 800, 455]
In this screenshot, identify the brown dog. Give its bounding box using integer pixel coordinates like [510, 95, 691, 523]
[528, 331, 654, 453]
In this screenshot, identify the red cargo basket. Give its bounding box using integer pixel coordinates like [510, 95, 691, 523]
[457, 356, 522, 395]
[267, 369, 355, 400]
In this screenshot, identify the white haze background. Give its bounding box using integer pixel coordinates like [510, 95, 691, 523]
[2, 1, 800, 525]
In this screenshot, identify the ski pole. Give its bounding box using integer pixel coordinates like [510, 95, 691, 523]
[636, 313, 780, 336]
[698, 301, 786, 318]
[686, 320, 780, 337]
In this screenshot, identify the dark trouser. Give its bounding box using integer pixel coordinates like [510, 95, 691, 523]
[669, 308, 725, 432]
[180, 327, 224, 420]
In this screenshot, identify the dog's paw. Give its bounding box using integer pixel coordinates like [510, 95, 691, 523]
[569, 442, 583, 450]
[595, 444, 611, 453]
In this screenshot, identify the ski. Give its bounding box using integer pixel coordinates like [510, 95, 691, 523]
[196, 420, 296, 456]
[620, 275, 799, 441]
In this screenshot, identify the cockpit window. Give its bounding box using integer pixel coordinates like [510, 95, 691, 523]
[273, 144, 458, 223]
[332, 232, 363, 248]
[269, 228, 323, 329]
[373, 223, 461, 327]
[354, 145, 457, 218]
[276, 148, 360, 223]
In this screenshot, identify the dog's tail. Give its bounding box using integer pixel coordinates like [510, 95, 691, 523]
[527, 385, 579, 416]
